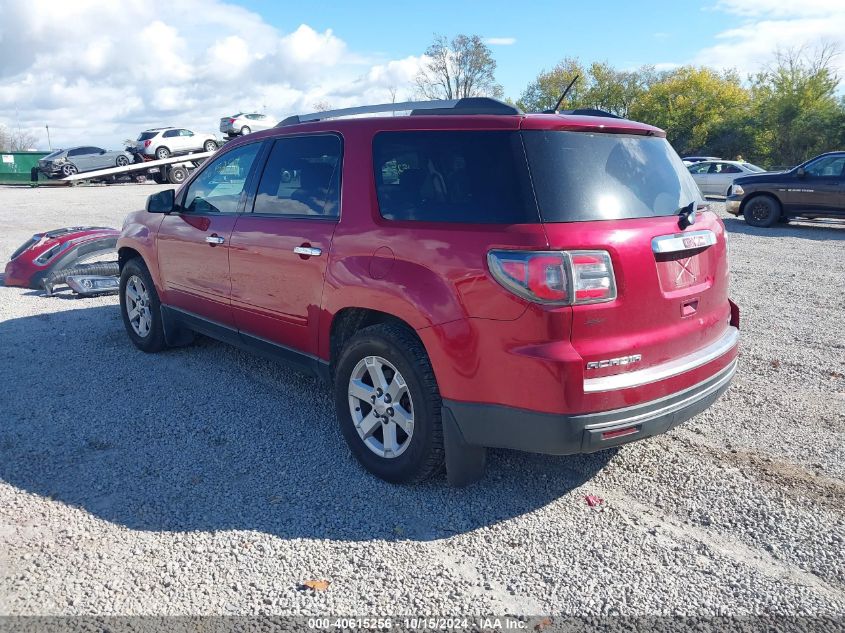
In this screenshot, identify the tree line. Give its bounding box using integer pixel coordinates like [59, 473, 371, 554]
[416, 36, 844, 168]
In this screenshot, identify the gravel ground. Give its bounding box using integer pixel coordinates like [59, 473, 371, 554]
[0, 184, 843, 618]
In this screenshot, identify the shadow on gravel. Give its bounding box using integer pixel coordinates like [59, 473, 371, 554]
[722, 216, 845, 241]
[0, 304, 614, 542]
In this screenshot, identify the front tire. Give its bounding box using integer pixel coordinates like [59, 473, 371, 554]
[116, 155, 130, 167]
[744, 195, 781, 227]
[120, 258, 167, 353]
[155, 146, 171, 160]
[334, 323, 444, 484]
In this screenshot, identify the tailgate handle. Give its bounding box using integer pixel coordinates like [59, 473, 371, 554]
[652, 230, 716, 254]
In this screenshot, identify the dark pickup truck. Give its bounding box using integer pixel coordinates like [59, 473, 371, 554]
[726, 151, 845, 227]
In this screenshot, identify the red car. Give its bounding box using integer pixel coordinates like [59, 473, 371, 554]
[117, 98, 739, 485]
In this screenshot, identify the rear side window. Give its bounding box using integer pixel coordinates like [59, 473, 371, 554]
[522, 131, 702, 221]
[253, 134, 341, 217]
[372, 131, 538, 223]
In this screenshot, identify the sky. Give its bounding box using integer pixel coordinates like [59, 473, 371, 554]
[1, 0, 844, 150]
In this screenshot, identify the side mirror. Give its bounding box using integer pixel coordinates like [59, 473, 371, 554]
[796, 167, 806, 178]
[146, 189, 176, 214]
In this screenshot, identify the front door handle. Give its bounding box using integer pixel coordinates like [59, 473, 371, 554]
[293, 246, 322, 257]
[205, 234, 225, 246]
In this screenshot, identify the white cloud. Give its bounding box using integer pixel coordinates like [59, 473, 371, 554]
[484, 37, 517, 46]
[696, 3, 845, 77]
[0, 0, 425, 149]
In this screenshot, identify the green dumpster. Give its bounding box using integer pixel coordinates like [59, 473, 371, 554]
[0, 151, 50, 184]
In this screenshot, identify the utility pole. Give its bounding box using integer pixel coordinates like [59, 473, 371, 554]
[45, 125, 52, 151]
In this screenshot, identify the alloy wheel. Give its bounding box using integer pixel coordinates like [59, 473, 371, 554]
[348, 355, 414, 458]
[125, 275, 152, 337]
[748, 199, 770, 223]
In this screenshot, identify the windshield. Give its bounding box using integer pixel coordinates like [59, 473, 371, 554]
[744, 163, 765, 172]
[522, 131, 703, 222]
[137, 131, 157, 141]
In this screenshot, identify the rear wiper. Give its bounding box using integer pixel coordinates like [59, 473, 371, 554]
[677, 200, 697, 229]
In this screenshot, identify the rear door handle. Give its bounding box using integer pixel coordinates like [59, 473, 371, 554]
[205, 235, 225, 245]
[293, 246, 322, 257]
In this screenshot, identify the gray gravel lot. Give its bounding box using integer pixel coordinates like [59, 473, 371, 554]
[0, 184, 843, 617]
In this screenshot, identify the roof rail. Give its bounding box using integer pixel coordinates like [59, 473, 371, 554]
[278, 97, 520, 126]
[559, 108, 622, 119]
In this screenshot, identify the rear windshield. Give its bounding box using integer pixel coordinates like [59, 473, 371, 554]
[42, 150, 64, 159]
[137, 131, 157, 141]
[522, 131, 702, 222]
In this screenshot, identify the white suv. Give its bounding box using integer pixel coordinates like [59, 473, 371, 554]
[219, 113, 274, 137]
[135, 128, 218, 160]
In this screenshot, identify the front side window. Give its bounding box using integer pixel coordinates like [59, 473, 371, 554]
[182, 142, 261, 214]
[804, 155, 845, 177]
[253, 135, 342, 217]
[372, 131, 538, 223]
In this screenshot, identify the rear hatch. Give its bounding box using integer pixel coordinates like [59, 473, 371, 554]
[521, 127, 731, 382]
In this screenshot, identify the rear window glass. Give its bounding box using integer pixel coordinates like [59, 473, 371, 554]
[522, 131, 702, 222]
[253, 134, 342, 217]
[372, 131, 538, 223]
[137, 132, 157, 141]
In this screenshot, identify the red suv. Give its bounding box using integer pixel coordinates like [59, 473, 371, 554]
[117, 98, 739, 485]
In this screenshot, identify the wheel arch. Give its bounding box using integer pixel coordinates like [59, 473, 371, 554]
[739, 191, 783, 217]
[328, 307, 422, 366]
[118, 246, 142, 270]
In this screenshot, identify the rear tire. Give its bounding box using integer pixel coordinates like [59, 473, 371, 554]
[333, 323, 444, 484]
[120, 258, 167, 353]
[203, 140, 218, 152]
[155, 146, 171, 160]
[240, 126, 251, 135]
[61, 163, 78, 177]
[744, 195, 780, 227]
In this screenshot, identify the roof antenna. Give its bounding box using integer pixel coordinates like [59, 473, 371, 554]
[544, 74, 579, 114]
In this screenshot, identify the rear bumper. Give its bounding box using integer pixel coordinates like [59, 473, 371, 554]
[443, 358, 736, 455]
[726, 197, 742, 215]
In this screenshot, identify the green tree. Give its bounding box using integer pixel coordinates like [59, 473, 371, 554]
[583, 62, 655, 118]
[628, 66, 751, 155]
[750, 45, 842, 167]
[516, 58, 586, 112]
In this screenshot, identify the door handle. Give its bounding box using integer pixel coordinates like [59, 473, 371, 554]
[293, 246, 322, 257]
[205, 235, 225, 245]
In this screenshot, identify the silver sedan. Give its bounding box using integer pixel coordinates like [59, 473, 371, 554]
[688, 160, 767, 197]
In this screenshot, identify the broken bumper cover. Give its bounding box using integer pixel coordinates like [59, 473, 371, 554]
[442, 358, 736, 455]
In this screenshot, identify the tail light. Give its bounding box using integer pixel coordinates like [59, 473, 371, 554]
[487, 250, 616, 306]
[229, 118, 237, 124]
[144, 140, 151, 147]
